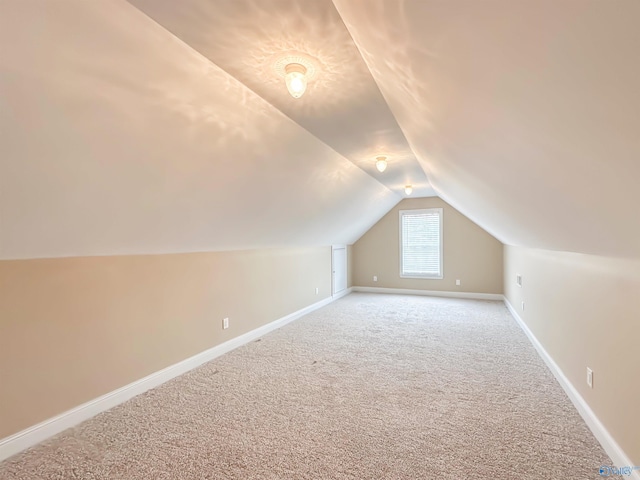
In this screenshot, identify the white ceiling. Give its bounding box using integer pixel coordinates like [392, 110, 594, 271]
[1, 0, 638, 259]
[0, 0, 401, 259]
[127, 0, 433, 197]
[334, 0, 640, 258]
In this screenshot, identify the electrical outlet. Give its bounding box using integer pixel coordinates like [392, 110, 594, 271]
[516, 274, 522, 287]
[315, 287, 319, 295]
[455, 279, 461, 286]
[223, 317, 229, 330]
[587, 367, 593, 388]
[373, 276, 378, 282]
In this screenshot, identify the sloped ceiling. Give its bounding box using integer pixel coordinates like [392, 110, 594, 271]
[334, 0, 640, 258]
[1, 0, 639, 259]
[0, 0, 401, 259]
[127, 0, 433, 197]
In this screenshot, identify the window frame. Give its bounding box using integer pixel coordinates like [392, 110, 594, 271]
[398, 208, 444, 280]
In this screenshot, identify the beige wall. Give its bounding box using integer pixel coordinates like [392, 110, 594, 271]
[353, 197, 503, 293]
[504, 245, 639, 463]
[0, 247, 331, 439]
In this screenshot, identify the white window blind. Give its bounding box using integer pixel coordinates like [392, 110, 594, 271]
[399, 208, 443, 279]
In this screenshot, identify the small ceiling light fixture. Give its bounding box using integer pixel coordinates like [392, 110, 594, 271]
[404, 185, 413, 195]
[284, 63, 308, 98]
[375, 156, 388, 172]
[273, 54, 317, 99]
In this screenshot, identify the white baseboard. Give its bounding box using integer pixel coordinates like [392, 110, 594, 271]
[4, 288, 631, 477]
[504, 299, 639, 479]
[353, 285, 503, 301]
[0, 293, 348, 463]
[333, 286, 353, 300]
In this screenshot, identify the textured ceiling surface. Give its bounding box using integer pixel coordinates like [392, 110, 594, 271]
[1, 0, 638, 259]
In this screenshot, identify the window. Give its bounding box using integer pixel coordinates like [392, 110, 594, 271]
[399, 208, 443, 279]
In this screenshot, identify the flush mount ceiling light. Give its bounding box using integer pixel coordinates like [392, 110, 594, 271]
[273, 54, 317, 99]
[404, 185, 413, 195]
[375, 155, 388, 172]
[284, 63, 307, 98]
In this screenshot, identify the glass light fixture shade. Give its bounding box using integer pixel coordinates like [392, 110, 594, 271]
[285, 63, 308, 98]
[404, 185, 413, 195]
[375, 156, 388, 172]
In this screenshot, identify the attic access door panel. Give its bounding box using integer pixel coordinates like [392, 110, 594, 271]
[332, 245, 347, 296]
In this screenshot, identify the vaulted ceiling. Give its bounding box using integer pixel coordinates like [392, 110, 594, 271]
[1, 0, 638, 259]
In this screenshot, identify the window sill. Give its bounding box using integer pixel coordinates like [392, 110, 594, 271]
[400, 274, 444, 280]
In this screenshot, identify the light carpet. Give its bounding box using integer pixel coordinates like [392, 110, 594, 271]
[0, 293, 609, 479]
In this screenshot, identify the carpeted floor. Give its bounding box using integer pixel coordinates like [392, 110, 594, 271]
[0, 293, 609, 479]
